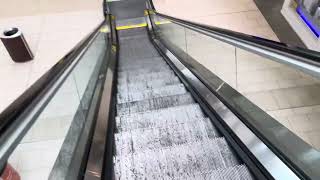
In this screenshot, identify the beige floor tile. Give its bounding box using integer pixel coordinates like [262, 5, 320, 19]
[288, 115, 315, 133]
[8, 150, 20, 171]
[271, 90, 293, 109]
[245, 91, 279, 111]
[293, 131, 314, 147]
[277, 79, 300, 89]
[8, 138, 64, 179]
[267, 109, 294, 118]
[0, 0, 42, 17]
[287, 87, 319, 107]
[312, 105, 320, 113]
[306, 131, 320, 150]
[28, 115, 73, 142]
[0, 0, 101, 18]
[18, 148, 58, 171]
[307, 112, 320, 121]
[20, 167, 51, 180]
[238, 80, 279, 93]
[272, 116, 295, 132]
[292, 106, 317, 115]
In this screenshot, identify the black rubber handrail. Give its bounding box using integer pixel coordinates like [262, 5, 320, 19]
[155, 12, 320, 65]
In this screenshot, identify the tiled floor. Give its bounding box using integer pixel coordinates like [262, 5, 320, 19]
[154, 0, 279, 41]
[6, 69, 80, 179]
[9, 139, 64, 180]
[6, 34, 106, 179]
[0, 1, 103, 178]
[0, 10, 103, 112]
[0, 0, 102, 18]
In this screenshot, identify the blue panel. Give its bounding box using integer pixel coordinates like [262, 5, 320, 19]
[296, 6, 320, 38]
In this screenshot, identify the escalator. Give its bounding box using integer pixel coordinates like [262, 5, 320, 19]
[113, 28, 253, 179]
[0, 0, 320, 180]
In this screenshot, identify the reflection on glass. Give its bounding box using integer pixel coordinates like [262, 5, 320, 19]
[297, 0, 320, 37]
[157, 21, 187, 53]
[7, 33, 107, 179]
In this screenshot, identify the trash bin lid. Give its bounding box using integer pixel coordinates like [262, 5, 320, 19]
[1, 27, 21, 39]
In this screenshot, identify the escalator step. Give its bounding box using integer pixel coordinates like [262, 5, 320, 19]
[115, 104, 206, 132]
[119, 43, 159, 59]
[119, 56, 164, 65]
[117, 83, 187, 103]
[113, 138, 240, 180]
[117, 76, 180, 94]
[118, 60, 168, 71]
[203, 165, 254, 180]
[118, 64, 171, 77]
[118, 71, 175, 84]
[114, 120, 219, 155]
[116, 93, 194, 115]
[119, 49, 158, 61]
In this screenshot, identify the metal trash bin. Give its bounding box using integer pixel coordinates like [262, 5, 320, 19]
[0, 27, 34, 62]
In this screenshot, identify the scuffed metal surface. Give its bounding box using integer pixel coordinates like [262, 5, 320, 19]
[117, 83, 187, 104]
[114, 139, 253, 180]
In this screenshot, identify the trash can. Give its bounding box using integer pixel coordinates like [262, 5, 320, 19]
[0, 27, 34, 62]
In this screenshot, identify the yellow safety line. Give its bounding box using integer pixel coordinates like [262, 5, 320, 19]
[155, 21, 171, 25]
[116, 21, 172, 30]
[144, 10, 149, 16]
[100, 26, 110, 33]
[116, 23, 147, 30]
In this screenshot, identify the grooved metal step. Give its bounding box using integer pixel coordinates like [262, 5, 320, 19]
[117, 83, 187, 104]
[119, 38, 159, 58]
[118, 66, 171, 78]
[118, 71, 175, 84]
[119, 57, 164, 65]
[114, 138, 241, 180]
[119, 57, 165, 66]
[114, 120, 219, 155]
[118, 60, 168, 71]
[119, 34, 149, 39]
[115, 104, 206, 132]
[117, 76, 181, 94]
[203, 165, 254, 180]
[116, 93, 195, 115]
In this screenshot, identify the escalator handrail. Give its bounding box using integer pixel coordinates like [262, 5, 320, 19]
[0, 20, 106, 171]
[151, 10, 320, 78]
